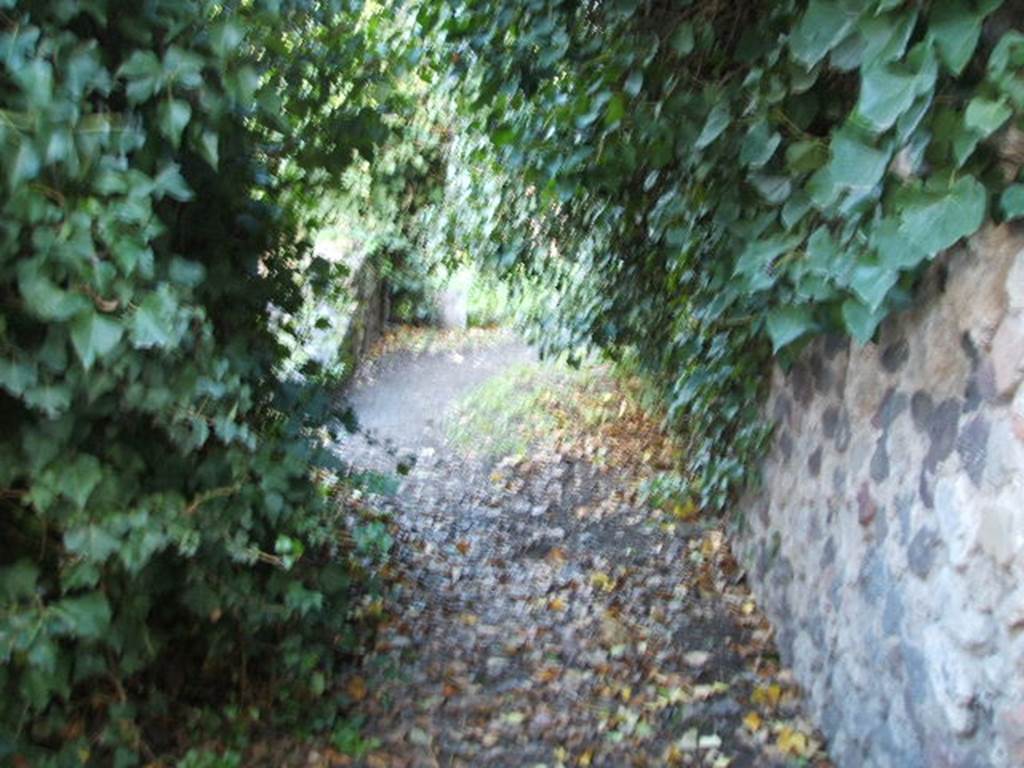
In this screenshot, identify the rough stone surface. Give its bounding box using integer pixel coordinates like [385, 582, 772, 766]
[991, 313, 1024, 396]
[736, 223, 1024, 768]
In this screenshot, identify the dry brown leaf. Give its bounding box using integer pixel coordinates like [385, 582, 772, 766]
[345, 676, 367, 702]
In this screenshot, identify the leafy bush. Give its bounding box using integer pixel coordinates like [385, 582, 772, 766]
[0, 0, 400, 762]
[422, 0, 1024, 509]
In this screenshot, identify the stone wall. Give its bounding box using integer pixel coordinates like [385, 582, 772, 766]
[736, 224, 1024, 767]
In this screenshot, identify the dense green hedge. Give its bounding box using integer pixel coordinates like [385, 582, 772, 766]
[0, 0, 399, 762]
[423, 0, 1024, 509]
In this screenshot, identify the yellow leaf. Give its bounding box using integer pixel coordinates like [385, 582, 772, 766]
[742, 711, 763, 732]
[741, 599, 756, 615]
[671, 500, 697, 520]
[701, 530, 723, 557]
[751, 683, 782, 709]
[578, 749, 593, 766]
[590, 571, 615, 592]
[548, 596, 567, 611]
[346, 676, 367, 702]
[776, 726, 810, 756]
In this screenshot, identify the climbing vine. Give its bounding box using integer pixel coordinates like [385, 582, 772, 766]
[420, 0, 1024, 509]
[4, 0, 1024, 761]
[0, 0, 408, 762]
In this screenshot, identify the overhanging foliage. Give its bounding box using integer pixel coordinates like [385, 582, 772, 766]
[420, 0, 1024, 509]
[0, 0, 406, 762]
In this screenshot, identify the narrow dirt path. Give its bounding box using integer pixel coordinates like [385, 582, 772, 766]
[336, 330, 829, 768]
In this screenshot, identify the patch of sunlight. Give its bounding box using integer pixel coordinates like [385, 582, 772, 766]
[446, 361, 575, 460]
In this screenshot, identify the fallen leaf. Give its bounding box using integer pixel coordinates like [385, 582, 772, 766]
[677, 727, 699, 751]
[671, 501, 698, 520]
[683, 650, 711, 668]
[698, 733, 722, 750]
[742, 711, 763, 732]
[751, 682, 783, 709]
[589, 571, 615, 592]
[547, 546, 568, 563]
[536, 666, 561, 683]
[692, 681, 730, 700]
[346, 676, 367, 702]
[408, 727, 431, 746]
[776, 725, 810, 756]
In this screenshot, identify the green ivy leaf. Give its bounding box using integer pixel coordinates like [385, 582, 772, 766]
[65, 525, 121, 563]
[70, 311, 123, 370]
[850, 259, 898, 311]
[858, 10, 917, 63]
[13, 58, 54, 108]
[804, 226, 843, 278]
[740, 122, 781, 168]
[766, 305, 817, 352]
[0, 560, 39, 601]
[870, 218, 928, 270]
[806, 165, 841, 210]
[734, 234, 802, 292]
[7, 140, 41, 189]
[153, 163, 193, 201]
[749, 174, 792, 205]
[210, 20, 245, 59]
[855, 63, 918, 133]
[52, 592, 111, 640]
[604, 93, 625, 126]
[963, 96, 1012, 139]
[60, 454, 103, 509]
[169, 257, 205, 287]
[929, 1, 984, 76]
[0, 358, 38, 396]
[789, 0, 860, 68]
[781, 191, 813, 228]
[694, 103, 730, 150]
[158, 98, 192, 148]
[828, 128, 890, 191]
[671, 22, 695, 57]
[785, 140, 828, 173]
[23, 384, 71, 417]
[162, 46, 204, 90]
[842, 296, 885, 344]
[988, 30, 1024, 79]
[1001, 184, 1024, 218]
[897, 175, 987, 256]
[196, 130, 219, 170]
[117, 50, 162, 103]
[131, 291, 179, 350]
[17, 260, 91, 321]
[624, 70, 643, 98]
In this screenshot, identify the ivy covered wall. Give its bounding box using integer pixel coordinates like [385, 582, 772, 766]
[737, 224, 1024, 767]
